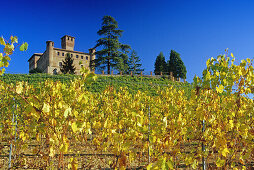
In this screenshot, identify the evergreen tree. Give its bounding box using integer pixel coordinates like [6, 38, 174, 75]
[154, 52, 167, 75]
[95, 15, 130, 74]
[168, 50, 187, 79]
[128, 50, 144, 74]
[116, 44, 131, 74]
[178, 59, 187, 79]
[60, 53, 76, 74]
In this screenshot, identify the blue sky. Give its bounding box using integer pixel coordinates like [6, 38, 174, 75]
[1, 0, 254, 82]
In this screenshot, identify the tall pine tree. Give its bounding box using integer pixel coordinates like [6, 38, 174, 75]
[128, 50, 144, 74]
[178, 59, 187, 79]
[60, 53, 76, 74]
[168, 50, 186, 79]
[116, 44, 131, 74]
[154, 52, 167, 75]
[95, 16, 130, 74]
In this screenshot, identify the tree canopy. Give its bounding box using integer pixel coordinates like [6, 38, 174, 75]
[128, 50, 144, 74]
[60, 53, 76, 74]
[95, 15, 130, 74]
[154, 52, 167, 75]
[168, 50, 186, 79]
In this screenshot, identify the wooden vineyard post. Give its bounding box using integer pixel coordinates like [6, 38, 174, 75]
[120, 71, 122, 75]
[9, 98, 18, 169]
[111, 71, 113, 75]
[130, 71, 133, 76]
[102, 70, 104, 75]
[140, 71, 143, 76]
[150, 71, 152, 76]
[202, 120, 206, 170]
[160, 71, 162, 76]
[148, 106, 151, 164]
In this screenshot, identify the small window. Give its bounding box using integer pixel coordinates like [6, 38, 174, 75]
[76, 55, 79, 58]
[86, 56, 88, 60]
[71, 54, 73, 57]
[71, 38, 73, 41]
[68, 37, 69, 40]
[57, 52, 60, 55]
[81, 65, 84, 68]
[81, 56, 83, 59]
[53, 69, 57, 75]
[59, 62, 62, 67]
[62, 53, 64, 56]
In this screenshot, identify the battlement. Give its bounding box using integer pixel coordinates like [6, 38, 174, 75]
[61, 35, 75, 51]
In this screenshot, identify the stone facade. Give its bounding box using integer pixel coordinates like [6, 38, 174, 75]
[28, 35, 95, 74]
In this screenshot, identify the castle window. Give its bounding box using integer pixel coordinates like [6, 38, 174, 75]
[62, 53, 64, 56]
[71, 38, 73, 41]
[53, 69, 57, 75]
[68, 37, 69, 40]
[76, 55, 79, 58]
[86, 56, 88, 60]
[59, 62, 62, 67]
[81, 56, 83, 59]
[71, 54, 73, 57]
[57, 52, 60, 55]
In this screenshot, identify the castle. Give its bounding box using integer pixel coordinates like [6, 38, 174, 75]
[28, 35, 95, 74]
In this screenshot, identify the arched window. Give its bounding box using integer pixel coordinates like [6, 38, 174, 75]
[53, 69, 57, 75]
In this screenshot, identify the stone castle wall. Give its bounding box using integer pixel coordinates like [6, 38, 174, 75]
[28, 35, 95, 75]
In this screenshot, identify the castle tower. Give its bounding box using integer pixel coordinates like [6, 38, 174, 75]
[46, 41, 54, 72]
[89, 48, 96, 72]
[61, 35, 75, 51]
[46, 40, 54, 65]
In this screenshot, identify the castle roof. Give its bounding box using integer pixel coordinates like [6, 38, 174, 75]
[28, 53, 43, 62]
[61, 35, 75, 39]
[53, 48, 89, 55]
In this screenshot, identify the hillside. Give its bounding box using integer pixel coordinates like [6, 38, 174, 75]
[0, 73, 192, 96]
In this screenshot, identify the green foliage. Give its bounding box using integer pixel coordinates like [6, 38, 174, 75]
[95, 15, 131, 74]
[168, 50, 187, 79]
[60, 53, 76, 74]
[128, 50, 144, 74]
[154, 52, 167, 75]
[20, 42, 28, 51]
[0, 73, 191, 96]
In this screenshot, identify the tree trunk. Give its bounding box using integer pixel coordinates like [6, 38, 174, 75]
[107, 58, 110, 75]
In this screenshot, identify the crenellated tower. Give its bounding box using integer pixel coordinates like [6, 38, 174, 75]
[61, 35, 75, 51]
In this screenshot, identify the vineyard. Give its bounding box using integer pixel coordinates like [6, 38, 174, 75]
[0, 37, 254, 169]
[0, 55, 253, 169]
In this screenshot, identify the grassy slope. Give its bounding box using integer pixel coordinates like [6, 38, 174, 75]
[0, 73, 192, 95]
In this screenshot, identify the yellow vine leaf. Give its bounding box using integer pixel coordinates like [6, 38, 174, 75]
[216, 85, 224, 93]
[64, 108, 71, 118]
[16, 82, 23, 94]
[42, 103, 50, 113]
[71, 122, 78, 133]
[222, 147, 229, 157]
[49, 147, 55, 157]
[229, 120, 234, 129]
